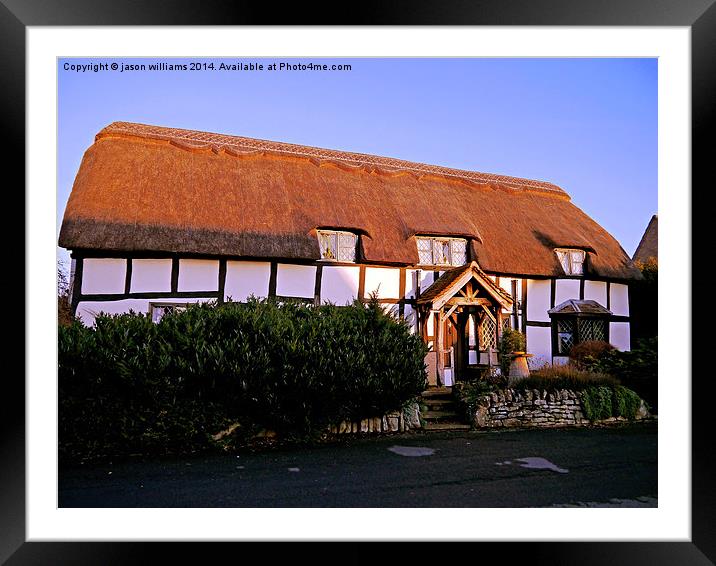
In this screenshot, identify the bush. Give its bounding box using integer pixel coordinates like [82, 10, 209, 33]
[585, 337, 658, 412]
[581, 385, 645, 421]
[569, 340, 615, 370]
[514, 364, 619, 392]
[59, 298, 428, 461]
[498, 328, 526, 376]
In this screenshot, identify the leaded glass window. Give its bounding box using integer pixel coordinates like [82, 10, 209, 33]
[415, 237, 468, 266]
[554, 248, 586, 275]
[479, 314, 497, 350]
[556, 319, 575, 354]
[450, 239, 467, 266]
[578, 318, 607, 342]
[318, 230, 357, 262]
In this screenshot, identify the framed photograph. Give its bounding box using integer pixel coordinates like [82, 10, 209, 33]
[5, 0, 709, 562]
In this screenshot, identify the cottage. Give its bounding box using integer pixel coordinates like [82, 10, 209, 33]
[59, 122, 641, 386]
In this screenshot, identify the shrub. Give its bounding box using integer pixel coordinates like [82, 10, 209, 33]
[498, 328, 526, 375]
[586, 337, 658, 412]
[569, 340, 615, 370]
[58, 298, 428, 461]
[513, 364, 619, 392]
[581, 384, 645, 421]
[581, 386, 614, 421]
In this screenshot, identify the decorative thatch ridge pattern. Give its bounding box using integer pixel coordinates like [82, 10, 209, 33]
[59, 122, 642, 280]
[97, 122, 568, 197]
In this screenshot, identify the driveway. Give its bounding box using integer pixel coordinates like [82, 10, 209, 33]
[59, 422, 657, 508]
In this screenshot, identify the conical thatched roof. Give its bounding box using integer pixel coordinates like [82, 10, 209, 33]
[59, 122, 641, 280]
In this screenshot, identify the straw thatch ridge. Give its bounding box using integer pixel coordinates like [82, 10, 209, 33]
[59, 122, 642, 280]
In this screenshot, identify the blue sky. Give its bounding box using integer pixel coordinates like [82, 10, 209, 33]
[58, 57, 656, 265]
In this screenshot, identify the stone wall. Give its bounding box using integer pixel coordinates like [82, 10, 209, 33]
[472, 388, 649, 429]
[328, 401, 422, 435]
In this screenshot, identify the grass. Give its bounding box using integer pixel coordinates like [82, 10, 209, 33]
[514, 364, 619, 392]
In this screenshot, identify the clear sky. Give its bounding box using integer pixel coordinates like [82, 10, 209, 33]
[58, 57, 657, 266]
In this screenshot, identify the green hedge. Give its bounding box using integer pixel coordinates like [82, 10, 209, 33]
[581, 385, 644, 421]
[59, 298, 427, 461]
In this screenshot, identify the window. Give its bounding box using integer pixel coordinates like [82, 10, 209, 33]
[553, 316, 607, 355]
[416, 237, 467, 267]
[150, 302, 187, 323]
[317, 230, 357, 262]
[554, 248, 586, 275]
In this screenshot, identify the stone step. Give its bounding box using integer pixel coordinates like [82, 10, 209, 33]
[421, 410, 459, 420]
[421, 387, 453, 399]
[422, 398, 455, 409]
[423, 422, 472, 432]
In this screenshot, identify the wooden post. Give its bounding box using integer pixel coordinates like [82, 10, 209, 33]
[435, 308, 444, 386]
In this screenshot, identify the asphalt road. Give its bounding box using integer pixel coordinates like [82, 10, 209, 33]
[59, 422, 657, 508]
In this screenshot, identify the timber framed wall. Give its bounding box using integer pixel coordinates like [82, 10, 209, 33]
[69, 250, 632, 365]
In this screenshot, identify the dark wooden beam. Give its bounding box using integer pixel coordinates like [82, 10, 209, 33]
[314, 264, 323, 306]
[268, 262, 278, 298]
[124, 257, 132, 295]
[171, 257, 179, 293]
[217, 259, 227, 304]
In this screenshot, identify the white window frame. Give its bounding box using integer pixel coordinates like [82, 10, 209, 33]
[416, 236, 468, 267]
[149, 301, 188, 323]
[317, 230, 358, 263]
[554, 248, 586, 275]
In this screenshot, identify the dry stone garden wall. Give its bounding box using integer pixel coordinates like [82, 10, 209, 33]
[472, 388, 649, 429]
[328, 401, 422, 435]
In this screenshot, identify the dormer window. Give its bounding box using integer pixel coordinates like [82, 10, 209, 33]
[317, 230, 357, 262]
[416, 237, 467, 267]
[555, 248, 586, 275]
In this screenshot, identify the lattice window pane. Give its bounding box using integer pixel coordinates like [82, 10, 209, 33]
[556, 319, 575, 354]
[570, 250, 585, 275]
[555, 249, 570, 273]
[578, 318, 606, 342]
[434, 240, 451, 265]
[417, 238, 433, 265]
[502, 316, 512, 332]
[479, 315, 497, 350]
[450, 239, 467, 266]
[318, 232, 337, 260]
[338, 232, 357, 262]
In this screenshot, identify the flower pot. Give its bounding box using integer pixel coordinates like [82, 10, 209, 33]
[508, 352, 533, 386]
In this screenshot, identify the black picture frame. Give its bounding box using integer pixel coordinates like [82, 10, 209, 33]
[4, 0, 709, 563]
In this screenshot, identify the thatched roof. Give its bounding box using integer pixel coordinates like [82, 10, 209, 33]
[59, 122, 641, 280]
[632, 214, 658, 264]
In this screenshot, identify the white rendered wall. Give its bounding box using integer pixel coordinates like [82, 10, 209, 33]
[321, 265, 359, 305]
[130, 259, 172, 293]
[76, 297, 214, 326]
[554, 279, 581, 306]
[498, 277, 521, 314]
[610, 322, 631, 351]
[406, 269, 434, 299]
[364, 267, 401, 299]
[610, 283, 630, 316]
[224, 261, 271, 302]
[553, 355, 570, 366]
[526, 325, 552, 368]
[526, 279, 551, 322]
[81, 258, 126, 295]
[403, 304, 417, 334]
[276, 264, 316, 298]
[178, 259, 219, 292]
[584, 280, 608, 306]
